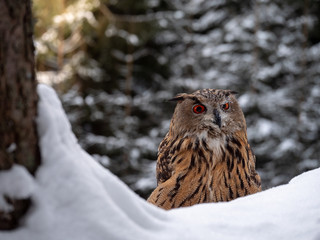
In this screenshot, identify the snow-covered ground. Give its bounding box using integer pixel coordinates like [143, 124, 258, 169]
[0, 84, 319, 240]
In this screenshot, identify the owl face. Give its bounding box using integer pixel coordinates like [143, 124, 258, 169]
[170, 89, 246, 138]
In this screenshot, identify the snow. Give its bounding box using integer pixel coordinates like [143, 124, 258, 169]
[105, 27, 140, 46]
[53, 0, 99, 26]
[0, 84, 320, 240]
[0, 165, 35, 212]
[6, 143, 17, 153]
[192, 10, 226, 31]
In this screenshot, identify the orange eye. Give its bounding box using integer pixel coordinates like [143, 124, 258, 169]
[193, 104, 206, 114]
[222, 103, 229, 110]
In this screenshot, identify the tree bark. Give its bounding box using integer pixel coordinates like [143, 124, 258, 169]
[0, 0, 40, 230]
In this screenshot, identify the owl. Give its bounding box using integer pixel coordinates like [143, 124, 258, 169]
[147, 89, 261, 210]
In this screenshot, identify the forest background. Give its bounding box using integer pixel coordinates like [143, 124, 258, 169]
[33, 0, 320, 199]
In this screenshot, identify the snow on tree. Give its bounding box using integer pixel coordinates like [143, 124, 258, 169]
[157, 0, 320, 188]
[34, 0, 173, 197]
[33, 0, 320, 196]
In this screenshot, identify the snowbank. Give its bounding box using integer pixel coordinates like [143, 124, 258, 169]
[0, 84, 319, 240]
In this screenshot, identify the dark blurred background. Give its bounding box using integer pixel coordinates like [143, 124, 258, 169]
[33, 0, 320, 199]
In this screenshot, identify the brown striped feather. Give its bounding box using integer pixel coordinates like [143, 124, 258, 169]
[147, 89, 261, 209]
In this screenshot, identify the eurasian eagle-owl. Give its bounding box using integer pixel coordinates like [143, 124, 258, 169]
[147, 89, 261, 210]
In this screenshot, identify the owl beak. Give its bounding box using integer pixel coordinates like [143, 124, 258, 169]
[213, 109, 221, 128]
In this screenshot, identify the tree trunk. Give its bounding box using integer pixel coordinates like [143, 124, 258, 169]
[0, 0, 40, 230]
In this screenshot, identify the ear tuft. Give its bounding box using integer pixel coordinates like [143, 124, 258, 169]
[169, 93, 186, 102]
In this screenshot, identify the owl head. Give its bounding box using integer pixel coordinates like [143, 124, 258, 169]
[169, 89, 246, 138]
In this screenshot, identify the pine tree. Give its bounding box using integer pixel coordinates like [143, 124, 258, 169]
[162, 0, 320, 187]
[33, 0, 320, 196]
[34, 0, 172, 197]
